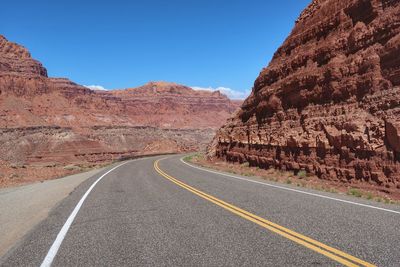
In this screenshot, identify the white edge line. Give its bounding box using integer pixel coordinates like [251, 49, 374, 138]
[40, 158, 143, 267]
[179, 157, 400, 215]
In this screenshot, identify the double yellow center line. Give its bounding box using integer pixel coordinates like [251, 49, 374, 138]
[154, 160, 375, 267]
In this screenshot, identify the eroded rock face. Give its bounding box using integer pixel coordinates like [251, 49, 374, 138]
[211, 0, 400, 193]
[0, 34, 241, 186]
[0, 35, 47, 77]
[0, 35, 240, 130]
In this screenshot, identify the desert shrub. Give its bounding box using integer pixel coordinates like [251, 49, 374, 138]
[348, 188, 362, 197]
[297, 170, 307, 179]
[63, 165, 81, 171]
[241, 162, 250, 167]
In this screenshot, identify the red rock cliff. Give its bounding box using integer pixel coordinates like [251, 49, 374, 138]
[1, 35, 241, 129]
[0, 34, 242, 186]
[211, 0, 400, 193]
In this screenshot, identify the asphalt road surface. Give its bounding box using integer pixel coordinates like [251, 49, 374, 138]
[1, 154, 400, 266]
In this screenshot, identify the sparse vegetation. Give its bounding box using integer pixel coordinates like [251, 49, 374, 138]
[63, 164, 81, 171]
[184, 153, 203, 163]
[186, 153, 399, 205]
[297, 170, 307, 179]
[348, 188, 363, 197]
[241, 162, 250, 167]
[345, 188, 397, 204]
[183, 154, 195, 162]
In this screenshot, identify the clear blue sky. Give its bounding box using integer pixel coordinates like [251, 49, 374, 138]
[1, 0, 310, 98]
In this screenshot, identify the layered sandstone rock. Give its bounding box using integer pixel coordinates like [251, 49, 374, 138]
[0, 34, 241, 186]
[211, 0, 400, 193]
[0, 35, 47, 77]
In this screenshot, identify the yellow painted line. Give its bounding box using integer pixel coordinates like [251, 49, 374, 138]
[154, 159, 375, 267]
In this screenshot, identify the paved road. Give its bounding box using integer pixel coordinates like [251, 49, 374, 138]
[1, 155, 399, 266]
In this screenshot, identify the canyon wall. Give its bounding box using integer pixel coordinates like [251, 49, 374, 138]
[211, 0, 400, 194]
[0, 35, 241, 186]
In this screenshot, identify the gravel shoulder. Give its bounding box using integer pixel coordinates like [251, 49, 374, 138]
[0, 166, 106, 257]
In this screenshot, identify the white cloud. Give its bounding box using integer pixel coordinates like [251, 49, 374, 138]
[191, 86, 249, 100]
[84, 85, 108, 91]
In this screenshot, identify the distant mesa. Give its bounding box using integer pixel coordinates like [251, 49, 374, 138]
[191, 86, 250, 100]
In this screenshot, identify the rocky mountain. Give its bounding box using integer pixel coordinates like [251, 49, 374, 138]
[210, 0, 400, 194]
[0, 34, 241, 186]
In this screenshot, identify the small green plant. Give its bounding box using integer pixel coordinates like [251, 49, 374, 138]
[297, 170, 307, 179]
[348, 188, 362, 198]
[184, 153, 202, 162]
[366, 192, 373, 200]
[286, 179, 292, 184]
[183, 155, 194, 162]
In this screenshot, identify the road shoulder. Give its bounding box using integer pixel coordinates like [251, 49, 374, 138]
[0, 166, 107, 257]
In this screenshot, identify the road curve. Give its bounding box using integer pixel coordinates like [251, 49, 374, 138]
[1, 154, 399, 266]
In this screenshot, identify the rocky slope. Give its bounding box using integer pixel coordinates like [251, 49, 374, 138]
[210, 0, 400, 195]
[0, 34, 241, 186]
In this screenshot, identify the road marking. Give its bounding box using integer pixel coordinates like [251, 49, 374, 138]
[155, 159, 375, 267]
[180, 157, 400, 215]
[40, 159, 141, 267]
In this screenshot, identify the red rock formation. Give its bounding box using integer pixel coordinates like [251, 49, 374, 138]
[0, 35, 240, 129]
[0, 35, 47, 77]
[0, 34, 241, 186]
[106, 82, 240, 128]
[211, 0, 400, 194]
